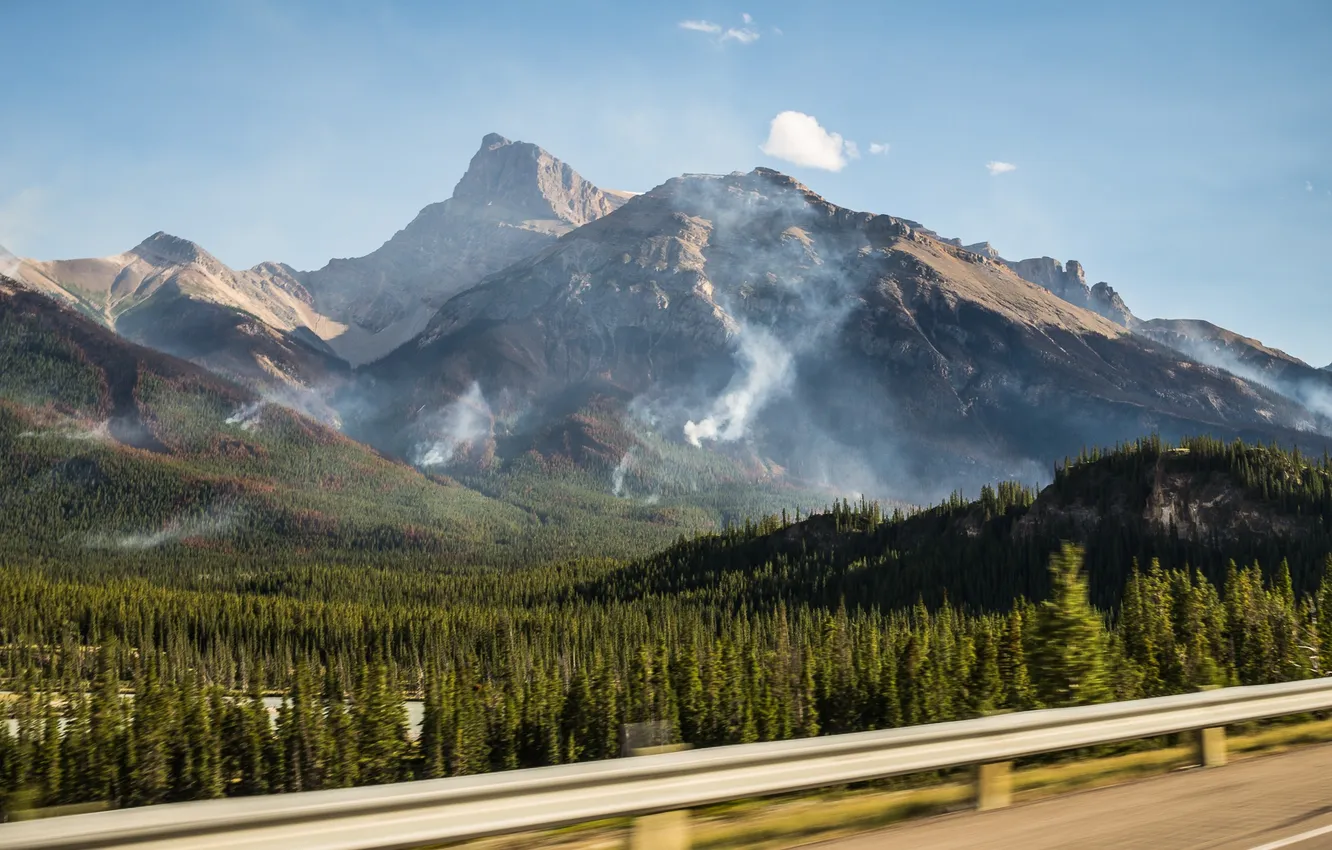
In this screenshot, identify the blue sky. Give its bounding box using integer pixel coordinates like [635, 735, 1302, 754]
[4, 0, 1330, 364]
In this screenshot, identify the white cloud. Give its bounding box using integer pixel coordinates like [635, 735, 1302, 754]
[679, 19, 721, 33]
[760, 111, 857, 172]
[722, 27, 760, 43]
[868, 142, 890, 155]
[680, 16, 760, 44]
[773, 27, 784, 35]
[986, 161, 1018, 176]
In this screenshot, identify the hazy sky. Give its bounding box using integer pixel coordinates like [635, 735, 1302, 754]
[4, 0, 1329, 364]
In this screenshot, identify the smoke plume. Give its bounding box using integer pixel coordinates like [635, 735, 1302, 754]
[0, 244, 19, 280]
[685, 326, 794, 446]
[412, 382, 492, 467]
[84, 506, 240, 550]
[611, 450, 634, 497]
[1162, 337, 1332, 433]
[19, 421, 112, 441]
[226, 401, 266, 431]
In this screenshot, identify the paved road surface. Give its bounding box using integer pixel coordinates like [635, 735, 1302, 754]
[817, 744, 1332, 850]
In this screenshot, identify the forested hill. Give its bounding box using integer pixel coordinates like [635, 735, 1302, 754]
[0, 277, 828, 566]
[0, 278, 734, 565]
[590, 436, 1332, 611]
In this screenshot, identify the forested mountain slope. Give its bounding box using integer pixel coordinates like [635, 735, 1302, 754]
[0, 277, 790, 566]
[591, 436, 1332, 611]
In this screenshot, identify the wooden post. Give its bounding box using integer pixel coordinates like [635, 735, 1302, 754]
[1195, 726, 1227, 767]
[629, 810, 690, 850]
[622, 723, 691, 847]
[975, 761, 1013, 811]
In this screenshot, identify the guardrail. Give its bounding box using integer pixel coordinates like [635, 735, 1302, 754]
[5, 677, 1332, 850]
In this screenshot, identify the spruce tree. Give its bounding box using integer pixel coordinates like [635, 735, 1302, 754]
[1032, 544, 1111, 707]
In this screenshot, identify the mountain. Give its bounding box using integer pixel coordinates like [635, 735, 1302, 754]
[5, 133, 628, 387]
[298, 133, 631, 364]
[932, 238, 1332, 422]
[11, 233, 349, 408]
[357, 168, 1332, 502]
[0, 274, 809, 564]
[1135, 318, 1332, 420]
[1136, 319, 1313, 382]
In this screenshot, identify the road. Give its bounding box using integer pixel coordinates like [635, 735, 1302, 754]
[816, 744, 1332, 850]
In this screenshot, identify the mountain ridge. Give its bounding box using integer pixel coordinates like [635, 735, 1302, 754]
[357, 166, 1332, 501]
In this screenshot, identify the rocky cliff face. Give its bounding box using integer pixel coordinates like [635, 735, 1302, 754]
[1003, 256, 1135, 326]
[297, 134, 628, 364]
[357, 168, 1330, 500]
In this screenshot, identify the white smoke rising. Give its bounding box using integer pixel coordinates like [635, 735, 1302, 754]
[611, 450, 634, 497]
[19, 421, 112, 441]
[412, 382, 492, 467]
[1161, 336, 1332, 433]
[84, 507, 240, 550]
[684, 327, 794, 446]
[226, 401, 266, 431]
[0, 244, 19, 280]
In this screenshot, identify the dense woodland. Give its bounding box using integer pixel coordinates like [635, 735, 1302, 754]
[2, 437, 1332, 816]
[5, 289, 1332, 818]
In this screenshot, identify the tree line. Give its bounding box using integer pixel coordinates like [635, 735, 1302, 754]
[4, 545, 1332, 816]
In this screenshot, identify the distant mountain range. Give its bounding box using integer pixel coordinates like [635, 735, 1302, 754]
[8, 133, 1332, 504]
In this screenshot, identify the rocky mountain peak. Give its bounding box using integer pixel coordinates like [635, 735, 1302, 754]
[450, 133, 623, 227]
[295, 134, 629, 362]
[130, 232, 219, 271]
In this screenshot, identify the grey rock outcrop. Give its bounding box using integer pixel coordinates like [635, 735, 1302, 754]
[1004, 256, 1135, 327]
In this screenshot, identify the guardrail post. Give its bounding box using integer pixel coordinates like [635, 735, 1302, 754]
[975, 761, 1012, 811]
[1195, 726, 1227, 767]
[629, 810, 690, 850]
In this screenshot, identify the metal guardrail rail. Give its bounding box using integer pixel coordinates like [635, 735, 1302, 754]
[5, 677, 1332, 850]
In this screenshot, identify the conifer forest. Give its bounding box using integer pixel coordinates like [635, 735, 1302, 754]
[2, 428, 1332, 816]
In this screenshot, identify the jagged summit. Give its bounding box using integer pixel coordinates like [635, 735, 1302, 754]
[295, 133, 628, 363]
[449, 133, 624, 226]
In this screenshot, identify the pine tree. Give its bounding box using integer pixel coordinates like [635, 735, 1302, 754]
[279, 663, 323, 792]
[352, 663, 407, 786]
[419, 667, 448, 778]
[1032, 544, 1111, 707]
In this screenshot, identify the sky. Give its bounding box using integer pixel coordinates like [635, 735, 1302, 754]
[3, 0, 1330, 365]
